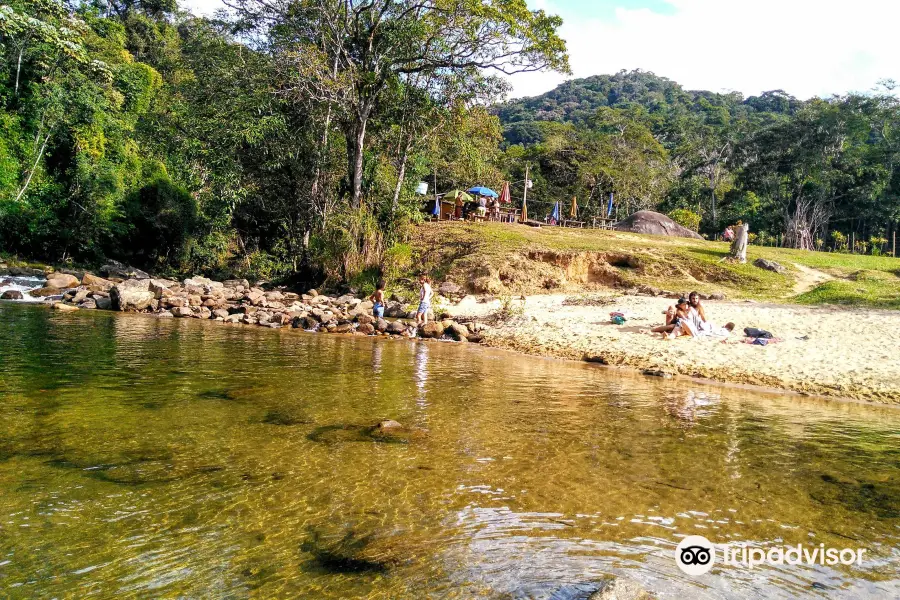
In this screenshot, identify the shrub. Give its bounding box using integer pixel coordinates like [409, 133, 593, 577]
[830, 231, 848, 252]
[668, 208, 701, 232]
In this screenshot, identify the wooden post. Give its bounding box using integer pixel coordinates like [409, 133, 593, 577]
[520, 164, 529, 224]
[893, 228, 896, 257]
[851, 231, 855, 254]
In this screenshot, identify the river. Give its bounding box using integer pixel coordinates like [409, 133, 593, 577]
[0, 303, 898, 598]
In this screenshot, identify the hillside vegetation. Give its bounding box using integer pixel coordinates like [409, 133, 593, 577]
[408, 222, 900, 309]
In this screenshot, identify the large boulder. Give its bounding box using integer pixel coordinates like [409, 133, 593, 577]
[94, 296, 112, 310]
[46, 273, 80, 289]
[613, 210, 703, 240]
[0, 290, 23, 300]
[374, 318, 389, 332]
[110, 279, 155, 311]
[172, 307, 194, 318]
[438, 281, 463, 299]
[419, 321, 445, 339]
[99, 260, 150, 280]
[386, 320, 407, 335]
[149, 278, 178, 298]
[82, 273, 113, 291]
[447, 322, 469, 341]
[52, 302, 79, 311]
[184, 276, 224, 290]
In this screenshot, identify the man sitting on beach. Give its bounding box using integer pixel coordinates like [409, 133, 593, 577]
[686, 291, 734, 337]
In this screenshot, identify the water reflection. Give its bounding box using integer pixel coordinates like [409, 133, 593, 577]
[0, 303, 898, 599]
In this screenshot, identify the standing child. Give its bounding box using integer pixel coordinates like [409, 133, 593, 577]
[370, 279, 386, 318]
[415, 274, 432, 325]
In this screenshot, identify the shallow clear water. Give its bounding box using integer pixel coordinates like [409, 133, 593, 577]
[0, 303, 898, 599]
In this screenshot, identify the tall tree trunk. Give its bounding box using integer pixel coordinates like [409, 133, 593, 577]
[391, 142, 411, 216]
[16, 131, 52, 203]
[709, 168, 717, 228]
[347, 117, 368, 209]
[15, 46, 24, 97]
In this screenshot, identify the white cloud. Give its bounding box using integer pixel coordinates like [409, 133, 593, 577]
[177, 0, 899, 100]
[508, 0, 900, 100]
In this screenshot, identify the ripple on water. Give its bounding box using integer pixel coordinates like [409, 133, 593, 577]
[0, 303, 898, 598]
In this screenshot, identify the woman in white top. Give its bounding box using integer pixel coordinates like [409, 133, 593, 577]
[415, 274, 433, 325]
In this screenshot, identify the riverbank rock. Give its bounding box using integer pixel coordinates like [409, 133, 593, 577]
[613, 210, 703, 240]
[446, 322, 469, 341]
[419, 321, 444, 339]
[110, 279, 155, 311]
[82, 273, 113, 290]
[172, 307, 193, 318]
[46, 273, 80, 289]
[438, 281, 463, 299]
[386, 320, 407, 335]
[753, 258, 787, 274]
[28, 286, 62, 297]
[99, 260, 150, 280]
[0, 290, 23, 300]
[52, 302, 78, 311]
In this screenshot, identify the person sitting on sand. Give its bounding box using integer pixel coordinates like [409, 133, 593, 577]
[687, 291, 735, 337]
[652, 298, 692, 338]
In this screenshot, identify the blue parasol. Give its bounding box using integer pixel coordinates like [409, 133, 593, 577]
[467, 186, 498, 198]
[550, 201, 560, 225]
[607, 192, 614, 218]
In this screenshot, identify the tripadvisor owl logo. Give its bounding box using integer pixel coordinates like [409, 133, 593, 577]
[675, 535, 715, 576]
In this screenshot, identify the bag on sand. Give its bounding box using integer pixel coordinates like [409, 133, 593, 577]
[744, 327, 773, 339]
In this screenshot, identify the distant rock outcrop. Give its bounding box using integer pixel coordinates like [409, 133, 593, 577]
[613, 211, 703, 240]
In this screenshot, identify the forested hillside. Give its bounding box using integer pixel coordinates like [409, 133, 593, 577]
[0, 0, 565, 285]
[496, 70, 900, 251]
[1, 2, 898, 290]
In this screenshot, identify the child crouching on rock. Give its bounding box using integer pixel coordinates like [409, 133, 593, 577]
[370, 279, 386, 318]
[415, 274, 432, 326]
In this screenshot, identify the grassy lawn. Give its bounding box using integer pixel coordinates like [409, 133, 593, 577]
[409, 221, 900, 309]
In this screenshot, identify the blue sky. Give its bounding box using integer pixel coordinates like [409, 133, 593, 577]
[183, 0, 899, 101]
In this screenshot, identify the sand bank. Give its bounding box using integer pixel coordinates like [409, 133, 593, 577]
[452, 294, 900, 403]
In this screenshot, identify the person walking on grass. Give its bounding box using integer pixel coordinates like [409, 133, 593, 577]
[370, 279, 386, 319]
[416, 274, 433, 326]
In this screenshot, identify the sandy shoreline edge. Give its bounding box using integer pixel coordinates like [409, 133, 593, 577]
[450, 294, 900, 404]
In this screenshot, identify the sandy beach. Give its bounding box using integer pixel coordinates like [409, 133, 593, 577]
[452, 294, 900, 403]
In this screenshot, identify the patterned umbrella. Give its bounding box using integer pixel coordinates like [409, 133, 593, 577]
[443, 190, 472, 202]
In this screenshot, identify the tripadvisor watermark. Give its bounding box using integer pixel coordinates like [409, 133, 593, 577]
[675, 535, 865, 576]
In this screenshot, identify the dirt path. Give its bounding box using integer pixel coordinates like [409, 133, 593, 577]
[791, 263, 834, 295]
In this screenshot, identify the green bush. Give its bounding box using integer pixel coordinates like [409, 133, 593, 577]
[668, 208, 701, 232]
